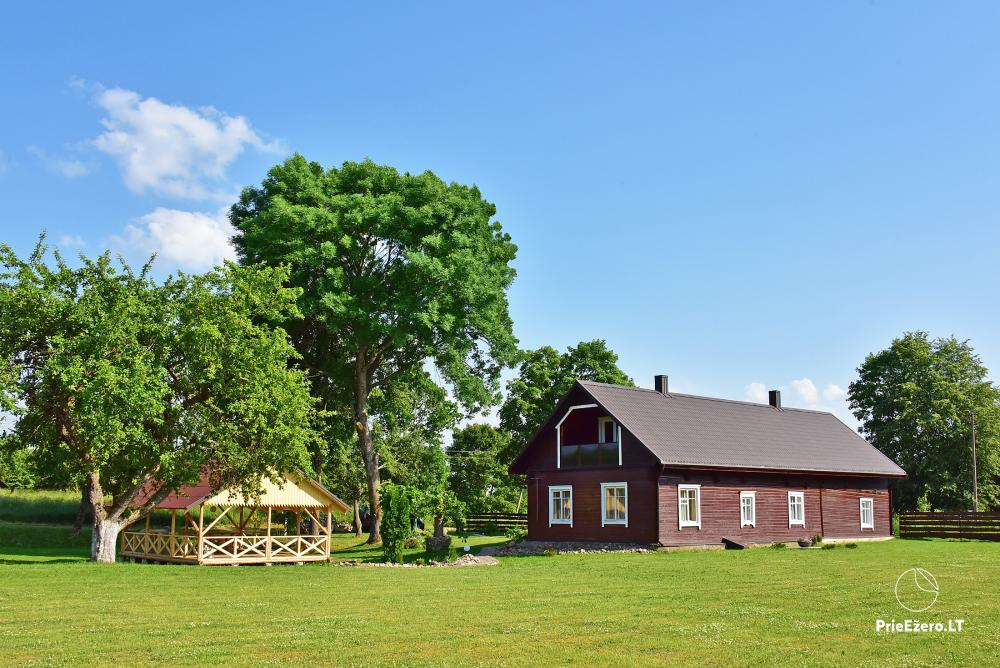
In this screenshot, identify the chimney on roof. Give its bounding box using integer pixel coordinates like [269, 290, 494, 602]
[768, 390, 781, 409]
[654, 375, 669, 394]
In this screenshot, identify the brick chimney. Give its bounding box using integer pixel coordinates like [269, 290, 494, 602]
[654, 375, 669, 394]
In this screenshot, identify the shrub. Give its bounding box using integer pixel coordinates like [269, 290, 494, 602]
[404, 535, 423, 550]
[811, 534, 823, 544]
[414, 558, 425, 566]
[505, 526, 527, 543]
[542, 548, 558, 557]
[845, 543, 858, 549]
[821, 543, 836, 550]
[770, 542, 787, 549]
[380, 483, 416, 563]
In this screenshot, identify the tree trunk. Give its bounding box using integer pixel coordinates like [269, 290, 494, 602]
[353, 499, 363, 537]
[434, 514, 445, 538]
[352, 354, 382, 544]
[84, 471, 120, 563]
[92, 517, 122, 563]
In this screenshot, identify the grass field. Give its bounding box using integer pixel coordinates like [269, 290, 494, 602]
[1, 494, 997, 666]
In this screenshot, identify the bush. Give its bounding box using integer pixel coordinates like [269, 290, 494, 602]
[811, 534, 823, 544]
[821, 543, 836, 550]
[505, 525, 527, 543]
[770, 542, 787, 549]
[404, 535, 423, 550]
[542, 548, 558, 557]
[845, 543, 858, 549]
[414, 558, 425, 566]
[380, 483, 416, 564]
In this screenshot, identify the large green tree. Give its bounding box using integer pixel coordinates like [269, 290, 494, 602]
[849, 331, 1000, 511]
[447, 423, 520, 514]
[0, 241, 316, 561]
[499, 340, 633, 462]
[231, 156, 518, 542]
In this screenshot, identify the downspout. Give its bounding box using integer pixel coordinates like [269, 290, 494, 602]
[818, 481, 825, 538]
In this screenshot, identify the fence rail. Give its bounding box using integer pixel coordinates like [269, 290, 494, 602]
[465, 512, 528, 533]
[898, 511, 1000, 541]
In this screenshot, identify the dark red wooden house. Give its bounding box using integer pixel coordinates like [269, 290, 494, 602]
[509, 376, 906, 546]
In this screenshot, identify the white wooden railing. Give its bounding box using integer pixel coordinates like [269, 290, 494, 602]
[121, 531, 330, 563]
[121, 531, 197, 561]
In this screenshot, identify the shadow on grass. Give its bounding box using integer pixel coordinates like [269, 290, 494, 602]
[0, 557, 86, 565]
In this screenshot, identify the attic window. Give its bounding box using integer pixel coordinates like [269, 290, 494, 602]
[598, 417, 616, 444]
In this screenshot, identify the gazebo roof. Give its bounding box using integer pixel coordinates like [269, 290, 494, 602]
[136, 470, 348, 512]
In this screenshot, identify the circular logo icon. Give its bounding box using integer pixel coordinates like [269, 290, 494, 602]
[894, 568, 939, 612]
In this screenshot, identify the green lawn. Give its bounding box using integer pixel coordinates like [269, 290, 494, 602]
[0, 516, 997, 666]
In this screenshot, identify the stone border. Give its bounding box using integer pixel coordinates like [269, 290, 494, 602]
[335, 554, 499, 568]
[483, 540, 652, 556]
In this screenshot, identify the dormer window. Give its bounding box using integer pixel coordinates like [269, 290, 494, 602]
[598, 417, 616, 444]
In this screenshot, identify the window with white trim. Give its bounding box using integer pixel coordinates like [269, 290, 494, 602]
[598, 417, 616, 444]
[860, 497, 874, 529]
[678, 484, 701, 528]
[549, 486, 573, 526]
[788, 491, 805, 526]
[601, 482, 628, 526]
[740, 491, 756, 527]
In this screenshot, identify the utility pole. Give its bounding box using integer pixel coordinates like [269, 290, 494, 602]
[972, 412, 979, 512]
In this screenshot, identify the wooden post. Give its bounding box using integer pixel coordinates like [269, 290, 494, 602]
[296, 510, 301, 536]
[197, 504, 205, 565]
[325, 506, 333, 558]
[265, 507, 272, 563]
[170, 509, 177, 556]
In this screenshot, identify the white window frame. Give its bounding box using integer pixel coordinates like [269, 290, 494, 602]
[597, 417, 615, 443]
[548, 485, 573, 527]
[600, 482, 628, 527]
[860, 497, 874, 530]
[678, 484, 701, 529]
[740, 491, 756, 528]
[788, 491, 805, 527]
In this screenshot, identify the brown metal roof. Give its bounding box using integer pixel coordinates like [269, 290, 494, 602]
[570, 380, 905, 477]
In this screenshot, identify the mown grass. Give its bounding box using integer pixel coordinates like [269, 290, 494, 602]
[1, 497, 997, 667]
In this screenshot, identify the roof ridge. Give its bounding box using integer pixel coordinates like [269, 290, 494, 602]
[578, 380, 835, 415]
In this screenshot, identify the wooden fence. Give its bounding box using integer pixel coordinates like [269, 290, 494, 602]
[465, 512, 528, 534]
[898, 511, 1000, 541]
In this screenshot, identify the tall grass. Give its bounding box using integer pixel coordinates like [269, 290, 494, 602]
[0, 489, 85, 524]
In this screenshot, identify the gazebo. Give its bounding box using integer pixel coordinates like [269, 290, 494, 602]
[119, 471, 348, 565]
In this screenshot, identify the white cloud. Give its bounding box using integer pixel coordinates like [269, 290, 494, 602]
[115, 207, 237, 270]
[58, 234, 86, 248]
[822, 383, 847, 401]
[744, 382, 768, 403]
[26, 145, 88, 177]
[90, 87, 282, 201]
[745, 376, 856, 428]
[790, 378, 819, 404]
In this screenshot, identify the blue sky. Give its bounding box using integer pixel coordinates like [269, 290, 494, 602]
[2, 2, 999, 426]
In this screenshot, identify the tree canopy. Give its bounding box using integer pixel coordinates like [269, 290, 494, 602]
[447, 423, 520, 515]
[849, 331, 1000, 511]
[230, 155, 519, 541]
[499, 340, 633, 462]
[0, 241, 316, 560]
